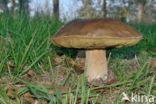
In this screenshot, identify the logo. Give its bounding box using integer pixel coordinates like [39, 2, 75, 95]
[122, 92, 155, 103]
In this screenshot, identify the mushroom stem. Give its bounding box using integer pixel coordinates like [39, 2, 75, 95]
[85, 49, 108, 83]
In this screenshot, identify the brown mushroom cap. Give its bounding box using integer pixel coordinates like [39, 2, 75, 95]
[52, 18, 142, 49]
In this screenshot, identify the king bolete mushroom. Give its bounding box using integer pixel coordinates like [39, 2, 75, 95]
[51, 18, 142, 85]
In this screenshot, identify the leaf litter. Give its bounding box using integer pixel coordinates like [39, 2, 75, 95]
[0, 53, 156, 103]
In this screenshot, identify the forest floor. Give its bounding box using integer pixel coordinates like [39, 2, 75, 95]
[0, 15, 156, 104]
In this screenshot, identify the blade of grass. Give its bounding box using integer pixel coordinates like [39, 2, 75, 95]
[147, 75, 155, 104]
[132, 62, 148, 87]
[0, 54, 9, 73]
[91, 80, 131, 91]
[60, 70, 72, 86]
[86, 89, 90, 104]
[73, 82, 80, 104]
[20, 51, 47, 75]
[15, 77, 51, 100]
[17, 31, 37, 73]
[36, 37, 49, 52]
[80, 74, 87, 104]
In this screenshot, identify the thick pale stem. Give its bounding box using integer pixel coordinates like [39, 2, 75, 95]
[85, 49, 108, 82]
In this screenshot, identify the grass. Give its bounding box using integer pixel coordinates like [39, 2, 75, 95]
[0, 15, 156, 104]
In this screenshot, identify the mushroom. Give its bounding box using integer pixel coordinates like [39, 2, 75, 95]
[51, 18, 142, 85]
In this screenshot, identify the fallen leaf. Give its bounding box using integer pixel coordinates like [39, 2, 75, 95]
[27, 70, 36, 78]
[48, 90, 54, 94]
[149, 59, 156, 73]
[22, 69, 36, 82]
[58, 86, 69, 94]
[6, 85, 18, 99]
[22, 92, 35, 104]
[42, 81, 52, 87]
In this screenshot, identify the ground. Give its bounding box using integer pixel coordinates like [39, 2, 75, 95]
[0, 16, 156, 104]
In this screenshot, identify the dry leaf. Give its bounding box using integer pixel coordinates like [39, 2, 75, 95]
[149, 59, 156, 73]
[22, 92, 35, 104]
[6, 85, 18, 99]
[48, 90, 54, 94]
[27, 70, 36, 78]
[42, 81, 52, 87]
